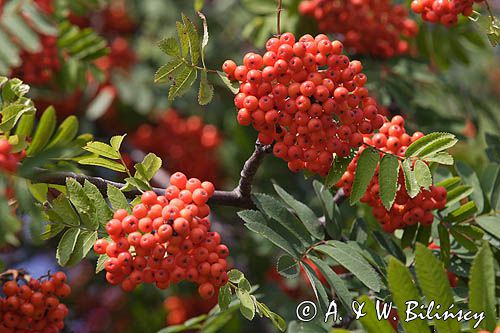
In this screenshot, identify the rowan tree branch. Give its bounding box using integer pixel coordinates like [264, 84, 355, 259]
[28, 142, 272, 209]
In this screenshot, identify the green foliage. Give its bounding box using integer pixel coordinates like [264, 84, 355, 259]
[45, 178, 112, 267]
[469, 242, 497, 331]
[379, 154, 399, 210]
[415, 243, 460, 333]
[350, 147, 380, 204]
[155, 13, 215, 104]
[0, 1, 57, 72]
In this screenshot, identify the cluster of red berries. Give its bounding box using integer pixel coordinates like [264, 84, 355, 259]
[337, 116, 447, 232]
[100, 2, 136, 35]
[223, 33, 385, 176]
[93, 172, 229, 299]
[132, 110, 222, 184]
[0, 271, 71, 332]
[411, 0, 484, 26]
[163, 294, 217, 326]
[0, 140, 23, 174]
[11, 35, 60, 86]
[298, 0, 418, 58]
[96, 37, 136, 74]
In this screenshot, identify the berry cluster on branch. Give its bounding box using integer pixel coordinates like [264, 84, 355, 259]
[0, 271, 70, 332]
[411, 0, 485, 26]
[223, 33, 385, 176]
[94, 172, 229, 299]
[337, 116, 447, 232]
[10, 36, 60, 86]
[298, 0, 418, 58]
[132, 110, 221, 184]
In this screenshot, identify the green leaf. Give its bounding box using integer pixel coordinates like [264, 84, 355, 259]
[425, 152, 454, 165]
[356, 295, 395, 333]
[450, 229, 477, 252]
[198, 71, 214, 105]
[168, 67, 197, 101]
[238, 278, 251, 292]
[325, 155, 353, 188]
[227, 269, 244, 283]
[252, 193, 312, 247]
[350, 148, 380, 204]
[387, 257, 430, 333]
[302, 261, 330, 314]
[273, 184, 324, 240]
[316, 242, 382, 291]
[46, 116, 79, 149]
[96, 254, 109, 273]
[66, 178, 97, 230]
[437, 177, 462, 190]
[414, 243, 460, 333]
[51, 194, 80, 227]
[158, 37, 180, 57]
[236, 289, 255, 320]
[110, 135, 126, 152]
[216, 70, 239, 94]
[453, 225, 484, 240]
[414, 160, 432, 189]
[79, 157, 127, 172]
[243, 221, 298, 257]
[107, 184, 131, 213]
[15, 113, 35, 138]
[83, 181, 113, 226]
[469, 242, 497, 331]
[40, 223, 64, 240]
[83, 141, 120, 159]
[308, 256, 353, 311]
[26, 106, 57, 156]
[476, 215, 500, 239]
[66, 230, 98, 267]
[446, 185, 474, 207]
[56, 228, 81, 266]
[379, 154, 399, 210]
[402, 159, 419, 198]
[182, 14, 200, 65]
[438, 223, 451, 265]
[135, 153, 162, 182]
[401, 224, 418, 248]
[276, 255, 299, 278]
[445, 201, 478, 222]
[312, 181, 341, 238]
[124, 177, 151, 192]
[415, 225, 432, 246]
[405, 132, 457, 158]
[455, 162, 484, 213]
[176, 20, 190, 58]
[0, 104, 34, 132]
[154, 58, 185, 83]
[218, 283, 232, 311]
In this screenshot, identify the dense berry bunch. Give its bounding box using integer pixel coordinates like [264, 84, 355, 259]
[299, 0, 418, 58]
[411, 0, 484, 26]
[337, 116, 447, 232]
[11, 35, 60, 86]
[0, 140, 22, 174]
[132, 110, 221, 183]
[94, 172, 229, 299]
[0, 271, 71, 332]
[223, 33, 385, 176]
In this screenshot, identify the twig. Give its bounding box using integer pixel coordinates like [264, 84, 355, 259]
[27, 142, 271, 209]
[276, 0, 283, 36]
